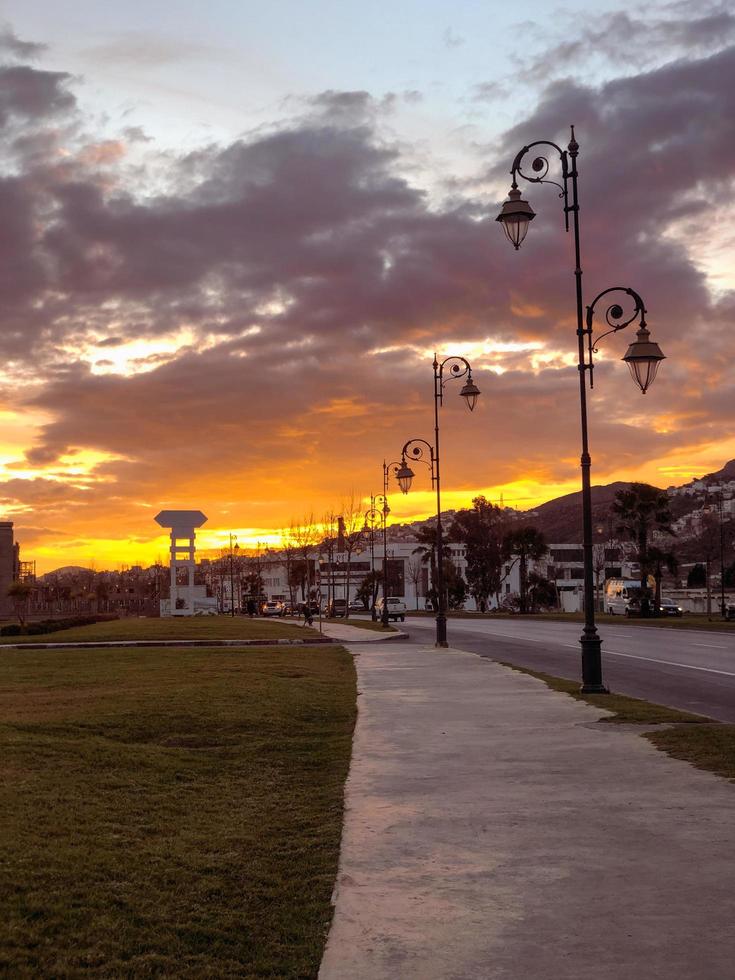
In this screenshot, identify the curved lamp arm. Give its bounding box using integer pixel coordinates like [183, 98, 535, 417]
[398, 438, 436, 492]
[585, 286, 664, 394]
[434, 354, 479, 409]
[498, 128, 578, 245]
[509, 135, 571, 228]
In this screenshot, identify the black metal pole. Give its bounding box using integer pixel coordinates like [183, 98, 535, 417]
[568, 131, 606, 692]
[433, 356, 448, 647]
[369, 497, 377, 620]
[381, 463, 390, 629]
[229, 534, 235, 618]
[720, 493, 726, 619]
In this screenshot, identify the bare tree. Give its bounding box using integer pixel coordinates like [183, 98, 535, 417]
[406, 557, 423, 610]
[319, 512, 339, 611]
[279, 529, 298, 607]
[340, 493, 367, 615]
[290, 515, 319, 602]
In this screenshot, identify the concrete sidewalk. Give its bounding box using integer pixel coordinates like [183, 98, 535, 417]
[319, 640, 735, 980]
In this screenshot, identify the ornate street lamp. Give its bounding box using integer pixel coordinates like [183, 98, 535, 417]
[229, 533, 239, 618]
[395, 437, 446, 644]
[497, 126, 666, 693]
[429, 354, 480, 646]
[364, 495, 387, 620]
[377, 463, 398, 629]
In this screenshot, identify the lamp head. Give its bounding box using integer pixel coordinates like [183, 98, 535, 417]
[459, 377, 480, 412]
[396, 461, 415, 494]
[622, 325, 665, 394]
[496, 186, 536, 249]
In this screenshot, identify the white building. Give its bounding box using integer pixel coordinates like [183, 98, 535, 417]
[210, 536, 636, 614]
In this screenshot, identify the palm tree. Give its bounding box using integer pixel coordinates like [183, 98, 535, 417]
[412, 523, 452, 611]
[501, 527, 548, 614]
[612, 483, 674, 616]
[647, 546, 678, 613]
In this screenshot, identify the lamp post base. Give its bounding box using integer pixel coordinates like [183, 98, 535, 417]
[579, 632, 608, 694]
[435, 612, 448, 648]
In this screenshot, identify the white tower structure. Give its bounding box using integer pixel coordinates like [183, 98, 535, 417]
[154, 510, 208, 616]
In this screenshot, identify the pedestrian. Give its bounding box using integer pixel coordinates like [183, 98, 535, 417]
[302, 602, 313, 627]
[246, 598, 256, 618]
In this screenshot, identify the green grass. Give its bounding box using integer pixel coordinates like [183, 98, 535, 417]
[498, 663, 708, 724]
[282, 616, 397, 633]
[0, 615, 314, 644]
[500, 661, 735, 782]
[336, 618, 398, 633]
[0, 644, 357, 977]
[646, 726, 735, 782]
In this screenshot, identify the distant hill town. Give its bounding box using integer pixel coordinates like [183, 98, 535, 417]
[387, 460, 735, 555]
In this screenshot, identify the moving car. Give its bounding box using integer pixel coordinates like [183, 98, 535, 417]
[604, 578, 644, 616]
[262, 600, 285, 617]
[375, 596, 407, 622]
[326, 598, 348, 618]
[658, 598, 683, 617]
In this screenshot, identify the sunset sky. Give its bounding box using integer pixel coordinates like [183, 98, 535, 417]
[0, 0, 733, 572]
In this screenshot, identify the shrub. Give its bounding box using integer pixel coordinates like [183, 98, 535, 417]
[0, 614, 119, 637]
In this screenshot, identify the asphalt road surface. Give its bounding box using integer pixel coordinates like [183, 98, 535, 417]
[402, 616, 735, 723]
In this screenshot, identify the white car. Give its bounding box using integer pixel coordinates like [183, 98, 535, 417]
[262, 600, 285, 617]
[375, 596, 407, 622]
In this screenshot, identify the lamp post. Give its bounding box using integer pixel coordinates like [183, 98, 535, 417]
[364, 495, 386, 620]
[394, 438, 442, 644]
[497, 126, 666, 693]
[378, 462, 399, 629]
[228, 533, 239, 617]
[718, 492, 727, 620]
[395, 355, 479, 646]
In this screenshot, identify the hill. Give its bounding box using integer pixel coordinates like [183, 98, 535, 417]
[702, 459, 735, 484]
[39, 565, 92, 581]
[524, 482, 633, 543]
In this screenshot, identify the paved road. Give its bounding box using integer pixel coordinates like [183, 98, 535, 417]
[402, 616, 735, 722]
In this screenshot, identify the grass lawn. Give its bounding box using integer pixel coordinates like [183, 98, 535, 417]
[333, 618, 398, 633]
[500, 662, 735, 782]
[0, 615, 315, 644]
[0, 644, 356, 977]
[282, 617, 397, 633]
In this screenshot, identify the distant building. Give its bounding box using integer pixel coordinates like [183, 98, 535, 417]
[0, 522, 17, 618]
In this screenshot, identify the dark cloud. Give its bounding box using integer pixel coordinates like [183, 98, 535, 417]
[514, 2, 735, 84]
[0, 27, 46, 61]
[0, 25, 733, 553]
[0, 64, 73, 127]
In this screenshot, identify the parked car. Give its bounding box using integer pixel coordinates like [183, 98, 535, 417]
[262, 600, 285, 617]
[658, 598, 683, 617]
[348, 600, 365, 613]
[726, 602, 735, 622]
[375, 596, 407, 622]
